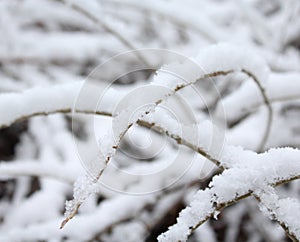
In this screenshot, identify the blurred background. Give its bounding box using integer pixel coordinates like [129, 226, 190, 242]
[0, 0, 300, 241]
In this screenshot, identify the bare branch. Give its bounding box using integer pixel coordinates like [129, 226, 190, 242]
[241, 69, 273, 152]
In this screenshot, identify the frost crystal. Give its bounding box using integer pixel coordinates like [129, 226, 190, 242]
[73, 175, 97, 203]
[64, 200, 76, 219]
[63, 175, 98, 221]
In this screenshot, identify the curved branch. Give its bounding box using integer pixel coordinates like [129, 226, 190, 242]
[0, 107, 220, 168]
[0, 68, 270, 165]
[59, 66, 272, 228]
[136, 120, 221, 167]
[241, 69, 273, 152]
[159, 173, 300, 242]
[0, 63, 272, 229]
[0, 109, 112, 130]
[248, 94, 300, 111]
[0, 93, 288, 240]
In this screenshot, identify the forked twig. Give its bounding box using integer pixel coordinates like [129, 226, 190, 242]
[59, 67, 272, 228]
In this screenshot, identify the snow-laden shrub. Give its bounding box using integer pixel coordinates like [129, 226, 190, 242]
[0, 0, 300, 241]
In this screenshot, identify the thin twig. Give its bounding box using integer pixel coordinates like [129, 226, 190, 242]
[100, 0, 222, 42]
[190, 174, 300, 236]
[89, 179, 201, 241]
[253, 192, 299, 242]
[0, 67, 273, 228]
[242, 69, 273, 152]
[62, 0, 151, 67]
[0, 108, 219, 167]
[59, 67, 273, 228]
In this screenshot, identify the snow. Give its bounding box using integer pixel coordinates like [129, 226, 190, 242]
[0, 82, 82, 128]
[0, 160, 74, 183]
[0, 193, 156, 242]
[0, 1, 300, 241]
[153, 43, 269, 91]
[1, 50, 300, 240]
[0, 80, 127, 129]
[256, 186, 300, 240]
[159, 147, 300, 241]
[216, 72, 300, 123]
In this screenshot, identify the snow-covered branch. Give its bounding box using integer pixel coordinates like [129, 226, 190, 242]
[1, 1, 300, 241]
[0, 161, 75, 184]
[255, 186, 300, 241]
[158, 147, 300, 241]
[60, 43, 275, 228]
